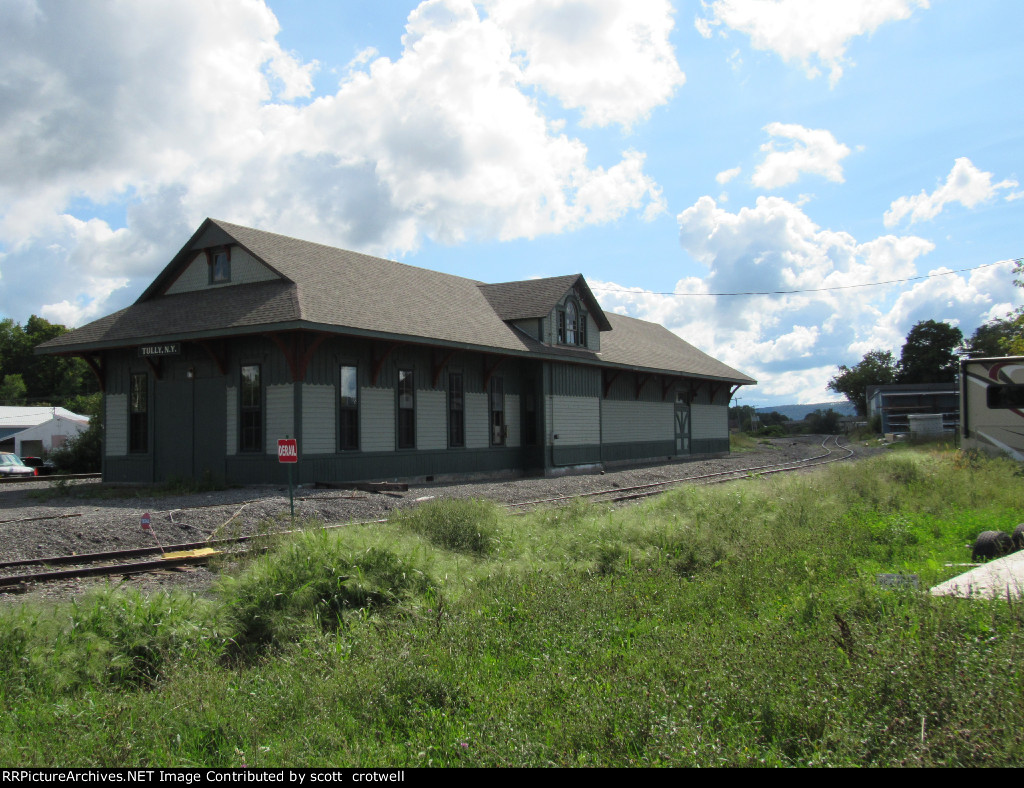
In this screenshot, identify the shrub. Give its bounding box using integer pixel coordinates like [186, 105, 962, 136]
[392, 498, 500, 555]
[218, 530, 434, 652]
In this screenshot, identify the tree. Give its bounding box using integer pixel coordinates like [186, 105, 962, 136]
[729, 404, 757, 432]
[805, 408, 841, 435]
[897, 319, 963, 384]
[0, 316, 97, 405]
[827, 349, 898, 417]
[759, 411, 790, 427]
[0, 374, 27, 404]
[49, 393, 102, 473]
[964, 317, 1019, 357]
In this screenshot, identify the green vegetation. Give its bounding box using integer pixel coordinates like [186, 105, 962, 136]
[0, 316, 98, 406]
[2, 448, 1023, 767]
[30, 472, 229, 502]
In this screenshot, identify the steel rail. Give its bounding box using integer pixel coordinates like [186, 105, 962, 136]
[507, 435, 852, 508]
[0, 437, 856, 589]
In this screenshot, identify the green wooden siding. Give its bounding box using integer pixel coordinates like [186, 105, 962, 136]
[551, 363, 601, 398]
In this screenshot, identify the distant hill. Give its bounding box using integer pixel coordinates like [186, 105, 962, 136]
[755, 401, 857, 421]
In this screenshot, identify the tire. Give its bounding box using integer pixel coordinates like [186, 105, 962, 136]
[1012, 524, 1024, 552]
[972, 530, 1013, 561]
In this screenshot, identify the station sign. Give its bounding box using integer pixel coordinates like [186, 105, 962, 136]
[277, 439, 298, 463]
[138, 343, 181, 357]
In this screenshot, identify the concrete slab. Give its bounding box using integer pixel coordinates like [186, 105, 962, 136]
[930, 551, 1024, 600]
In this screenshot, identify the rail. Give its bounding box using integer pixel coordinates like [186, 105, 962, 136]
[0, 436, 856, 590]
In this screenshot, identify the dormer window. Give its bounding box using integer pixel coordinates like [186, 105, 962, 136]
[557, 298, 587, 347]
[207, 247, 231, 284]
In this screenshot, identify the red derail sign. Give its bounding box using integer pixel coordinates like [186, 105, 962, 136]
[277, 438, 298, 463]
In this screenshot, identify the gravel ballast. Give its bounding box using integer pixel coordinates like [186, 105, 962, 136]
[0, 436, 879, 605]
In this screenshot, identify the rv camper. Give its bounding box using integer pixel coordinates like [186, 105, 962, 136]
[960, 356, 1024, 461]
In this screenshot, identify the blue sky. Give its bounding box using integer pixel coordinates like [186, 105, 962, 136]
[1, 0, 1021, 406]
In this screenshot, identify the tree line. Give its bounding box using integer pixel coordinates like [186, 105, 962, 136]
[0, 316, 98, 410]
[828, 260, 1024, 417]
[0, 316, 101, 471]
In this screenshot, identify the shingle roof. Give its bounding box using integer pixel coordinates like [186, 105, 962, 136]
[38, 219, 755, 385]
[479, 275, 612, 330]
[599, 313, 754, 383]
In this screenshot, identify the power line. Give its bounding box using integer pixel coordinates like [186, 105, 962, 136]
[590, 258, 1021, 298]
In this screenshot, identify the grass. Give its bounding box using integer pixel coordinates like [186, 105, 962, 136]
[30, 471, 230, 501]
[1, 447, 1022, 766]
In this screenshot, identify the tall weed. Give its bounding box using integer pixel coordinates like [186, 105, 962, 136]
[392, 498, 500, 556]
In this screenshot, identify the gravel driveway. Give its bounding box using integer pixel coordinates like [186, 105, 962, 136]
[0, 436, 878, 605]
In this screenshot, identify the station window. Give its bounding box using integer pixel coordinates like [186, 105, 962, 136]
[339, 365, 359, 450]
[208, 247, 231, 284]
[556, 299, 587, 347]
[129, 373, 148, 453]
[448, 372, 464, 448]
[490, 377, 505, 446]
[398, 369, 415, 449]
[240, 365, 262, 452]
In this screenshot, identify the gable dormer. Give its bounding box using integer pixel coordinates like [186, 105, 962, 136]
[163, 244, 280, 295]
[478, 274, 611, 353]
[137, 219, 286, 302]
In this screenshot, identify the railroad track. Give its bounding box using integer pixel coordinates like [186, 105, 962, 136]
[508, 434, 855, 507]
[0, 436, 856, 590]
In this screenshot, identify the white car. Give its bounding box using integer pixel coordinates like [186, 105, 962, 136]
[0, 453, 38, 478]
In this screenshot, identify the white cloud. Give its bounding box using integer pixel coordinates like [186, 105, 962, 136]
[884, 157, 1020, 227]
[0, 0, 673, 324]
[482, 0, 685, 129]
[716, 166, 742, 184]
[590, 194, 1024, 404]
[751, 122, 851, 189]
[696, 0, 930, 86]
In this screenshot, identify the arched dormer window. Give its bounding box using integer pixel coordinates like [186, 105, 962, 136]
[556, 297, 588, 347]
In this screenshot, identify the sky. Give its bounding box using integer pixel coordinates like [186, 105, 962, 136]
[1, 0, 1022, 407]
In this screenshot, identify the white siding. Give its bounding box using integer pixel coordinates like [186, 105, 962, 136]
[551, 396, 600, 445]
[225, 386, 237, 456]
[465, 392, 488, 449]
[691, 404, 728, 440]
[505, 394, 520, 447]
[105, 394, 128, 456]
[361, 388, 394, 452]
[303, 384, 336, 454]
[601, 400, 673, 443]
[417, 389, 447, 451]
[264, 385, 294, 454]
[166, 248, 280, 294]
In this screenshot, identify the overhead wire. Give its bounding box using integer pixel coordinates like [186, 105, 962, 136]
[589, 257, 1021, 298]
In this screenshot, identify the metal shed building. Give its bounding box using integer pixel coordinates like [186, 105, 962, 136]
[37, 219, 755, 485]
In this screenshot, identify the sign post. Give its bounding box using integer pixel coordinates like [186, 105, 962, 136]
[140, 512, 163, 554]
[277, 438, 298, 520]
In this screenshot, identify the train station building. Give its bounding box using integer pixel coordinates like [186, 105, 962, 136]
[38, 219, 755, 485]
